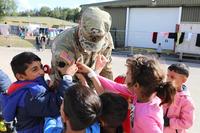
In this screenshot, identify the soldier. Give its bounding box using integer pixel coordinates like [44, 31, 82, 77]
[51, 7, 114, 87]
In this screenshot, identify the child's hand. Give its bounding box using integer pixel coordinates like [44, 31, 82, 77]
[57, 61, 78, 76]
[75, 73, 89, 87]
[95, 54, 108, 73]
[76, 62, 92, 74]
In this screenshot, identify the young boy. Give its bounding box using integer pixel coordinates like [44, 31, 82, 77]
[0, 52, 74, 133]
[44, 62, 128, 133]
[44, 84, 102, 133]
[99, 92, 128, 133]
[164, 63, 195, 133]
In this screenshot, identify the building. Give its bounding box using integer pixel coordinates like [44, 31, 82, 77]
[81, 0, 200, 53]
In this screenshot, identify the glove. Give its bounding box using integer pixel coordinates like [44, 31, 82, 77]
[164, 116, 170, 127]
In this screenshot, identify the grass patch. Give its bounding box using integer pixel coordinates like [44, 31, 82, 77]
[0, 35, 34, 48]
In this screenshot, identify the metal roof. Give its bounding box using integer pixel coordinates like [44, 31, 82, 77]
[81, 0, 200, 8]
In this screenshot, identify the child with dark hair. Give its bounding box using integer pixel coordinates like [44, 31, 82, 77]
[0, 52, 76, 133]
[63, 84, 101, 131]
[44, 84, 102, 133]
[163, 63, 195, 133]
[99, 92, 128, 133]
[44, 60, 128, 133]
[77, 54, 176, 133]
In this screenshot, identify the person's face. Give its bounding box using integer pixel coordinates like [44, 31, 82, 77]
[17, 61, 44, 81]
[167, 70, 187, 90]
[125, 67, 132, 87]
[125, 66, 142, 99]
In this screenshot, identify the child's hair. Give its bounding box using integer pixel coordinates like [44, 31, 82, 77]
[63, 84, 102, 131]
[10, 52, 41, 76]
[168, 63, 189, 77]
[126, 54, 176, 105]
[99, 92, 128, 128]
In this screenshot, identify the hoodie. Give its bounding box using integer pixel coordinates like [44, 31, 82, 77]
[1, 76, 63, 133]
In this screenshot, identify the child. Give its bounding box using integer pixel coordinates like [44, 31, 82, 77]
[0, 69, 11, 132]
[44, 90, 128, 133]
[163, 63, 195, 133]
[77, 54, 176, 133]
[157, 42, 162, 58]
[0, 69, 11, 93]
[0, 52, 75, 133]
[99, 92, 128, 133]
[44, 84, 102, 133]
[44, 61, 128, 133]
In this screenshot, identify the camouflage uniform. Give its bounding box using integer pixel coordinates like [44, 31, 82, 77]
[51, 7, 114, 86]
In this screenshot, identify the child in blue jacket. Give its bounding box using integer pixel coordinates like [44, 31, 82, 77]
[44, 84, 102, 133]
[0, 69, 11, 132]
[0, 52, 74, 133]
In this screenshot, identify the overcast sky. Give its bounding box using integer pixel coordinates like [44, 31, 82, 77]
[14, 0, 114, 11]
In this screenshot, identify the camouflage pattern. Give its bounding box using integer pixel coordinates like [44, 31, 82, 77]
[51, 27, 114, 87]
[51, 7, 114, 87]
[79, 7, 112, 52]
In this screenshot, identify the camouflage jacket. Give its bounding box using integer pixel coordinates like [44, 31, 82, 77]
[51, 26, 114, 83]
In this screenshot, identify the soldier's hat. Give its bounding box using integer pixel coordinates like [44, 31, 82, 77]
[79, 7, 112, 52]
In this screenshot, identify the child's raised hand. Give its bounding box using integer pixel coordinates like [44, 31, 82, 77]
[76, 62, 92, 74]
[57, 61, 78, 76]
[95, 54, 108, 73]
[75, 73, 89, 87]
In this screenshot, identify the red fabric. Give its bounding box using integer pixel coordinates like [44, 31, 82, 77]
[114, 75, 126, 84]
[43, 64, 51, 75]
[7, 82, 32, 95]
[117, 91, 133, 133]
[152, 32, 158, 44]
[114, 76, 132, 132]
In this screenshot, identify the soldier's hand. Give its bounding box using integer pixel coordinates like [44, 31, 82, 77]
[76, 62, 92, 74]
[57, 61, 78, 76]
[95, 54, 108, 73]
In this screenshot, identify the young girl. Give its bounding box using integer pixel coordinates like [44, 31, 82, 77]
[77, 54, 176, 133]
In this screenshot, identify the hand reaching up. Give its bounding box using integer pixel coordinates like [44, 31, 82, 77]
[75, 73, 89, 87]
[95, 54, 108, 74]
[57, 61, 78, 76]
[76, 62, 93, 74]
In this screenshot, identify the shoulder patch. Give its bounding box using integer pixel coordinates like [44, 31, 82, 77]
[60, 51, 73, 65]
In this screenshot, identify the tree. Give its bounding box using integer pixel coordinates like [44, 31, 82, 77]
[1, 0, 17, 16]
[50, 7, 61, 18]
[40, 6, 51, 16]
[0, 0, 4, 18]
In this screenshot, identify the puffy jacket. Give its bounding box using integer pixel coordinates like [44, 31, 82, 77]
[0, 76, 67, 133]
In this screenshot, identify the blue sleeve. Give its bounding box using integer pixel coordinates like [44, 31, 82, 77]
[24, 75, 76, 117]
[86, 122, 100, 133]
[24, 85, 62, 117]
[0, 70, 11, 92]
[44, 117, 63, 133]
[57, 75, 75, 97]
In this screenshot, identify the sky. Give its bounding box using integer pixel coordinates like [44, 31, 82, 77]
[14, 0, 114, 11]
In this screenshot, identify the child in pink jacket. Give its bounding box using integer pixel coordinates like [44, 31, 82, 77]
[164, 63, 195, 133]
[77, 54, 176, 133]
